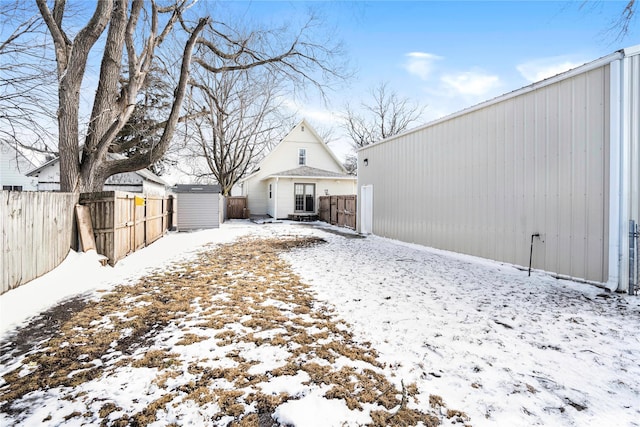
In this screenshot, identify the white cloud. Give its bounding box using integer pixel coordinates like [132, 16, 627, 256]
[440, 70, 500, 97]
[516, 57, 585, 83]
[281, 98, 337, 124]
[403, 52, 442, 80]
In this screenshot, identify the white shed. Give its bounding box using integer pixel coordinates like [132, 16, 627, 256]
[174, 184, 221, 231]
[357, 45, 640, 293]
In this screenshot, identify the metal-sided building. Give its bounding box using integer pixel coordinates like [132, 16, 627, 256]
[174, 184, 222, 231]
[357, 45, 639, 293]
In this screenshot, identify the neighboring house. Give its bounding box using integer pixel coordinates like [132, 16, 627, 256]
[0, 141, 38, 191]
[240, 119, 356, 219]
[27, 153, 169, 195]
[357, 44, 640, 293]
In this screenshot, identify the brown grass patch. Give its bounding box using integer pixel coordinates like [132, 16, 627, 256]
[1, 235, 458, 426]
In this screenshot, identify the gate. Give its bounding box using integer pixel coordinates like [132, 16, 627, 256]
[227, 196, 249, 219]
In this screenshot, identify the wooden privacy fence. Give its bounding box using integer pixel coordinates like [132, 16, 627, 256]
[79, 191, 174, 265]
[318, 195, 357, 229]
[226, 196, 249, 219]
[1, 191, 79, 294]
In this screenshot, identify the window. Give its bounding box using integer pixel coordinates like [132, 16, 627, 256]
[294, 183, 315, 212]
[269, 183, 272, 199]
[298, 148, 306, 165]
[3, 185, 22, 191]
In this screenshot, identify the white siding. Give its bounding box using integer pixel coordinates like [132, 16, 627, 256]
[177, 193, 220, 231]
[28, 159, 166, 195]
[358, 65, 610, 283]
[273, 178, 356, 219]
[0, 142, 37, 190]
[241, 120, 356, 216]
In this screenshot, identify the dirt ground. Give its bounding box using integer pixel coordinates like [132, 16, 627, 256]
[0, 236, 466, 426]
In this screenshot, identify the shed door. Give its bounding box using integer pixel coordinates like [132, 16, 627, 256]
[178, 193, 219, 230]
[360, 185, 373, 234]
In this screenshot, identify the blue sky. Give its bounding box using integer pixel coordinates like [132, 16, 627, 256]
[4, 1, 637, 161]
[216, 1, 639, 157]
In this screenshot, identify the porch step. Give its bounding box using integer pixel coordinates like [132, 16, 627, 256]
[288, 213, 318, 222]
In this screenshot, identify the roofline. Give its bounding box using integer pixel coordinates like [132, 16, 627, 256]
[27, 154, 168, 185]
[263, 174, 356, 180]
[26, 156, 59, 175]
[359, 45, 637, 152]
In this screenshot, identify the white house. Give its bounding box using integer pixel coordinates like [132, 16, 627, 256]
[357, 45, 640, 293]
[27, 153, 169, 196]
[240, 119, 356, 219]
[0, 141, 38, 191]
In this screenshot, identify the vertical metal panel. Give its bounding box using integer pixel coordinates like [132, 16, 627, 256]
[177, 193, 220, 230]
[358, 64, 610, 283]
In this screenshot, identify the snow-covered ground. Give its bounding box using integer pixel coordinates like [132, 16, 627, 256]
[1, 220, 639, 426]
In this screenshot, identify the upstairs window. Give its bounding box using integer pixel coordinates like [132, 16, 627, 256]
[298, 148, 306, 166]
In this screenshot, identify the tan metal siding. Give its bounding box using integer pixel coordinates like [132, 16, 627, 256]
[358, 65, 610, 283]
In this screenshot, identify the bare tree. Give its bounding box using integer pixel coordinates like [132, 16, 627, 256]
[184, 66, 288, 195]
[35, 0, 209, 192]
[613, 0, 636, 38]
[342, 82, 425, 149]
[0, 1, 57, 155]
[33, 0, 345, 192]
[579, 0, 637, 40]
[342, 153, 357, 175]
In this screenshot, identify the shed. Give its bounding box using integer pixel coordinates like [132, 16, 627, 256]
[357, 45, 640, 293]
[174, 184, 221, 231]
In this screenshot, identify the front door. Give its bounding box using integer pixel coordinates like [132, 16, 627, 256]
[294, 183, 315, 213]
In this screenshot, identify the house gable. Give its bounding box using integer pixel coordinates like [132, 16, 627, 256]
[241, 119, 356, 218]
[245, 119, 346, 181]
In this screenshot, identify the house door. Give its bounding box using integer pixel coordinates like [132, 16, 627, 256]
[360, 185, 373, 234]
[295, 183, 315, 212]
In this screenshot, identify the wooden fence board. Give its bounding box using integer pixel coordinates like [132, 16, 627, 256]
[1, 191, 79, 294]
[2, 190, 173, 294]
[79, 191, 173, 265]
[319, 196, 330, 223]
[76, 205, 96, 251]
[226, 196, 248, 219]
[318, 195, 357, 229]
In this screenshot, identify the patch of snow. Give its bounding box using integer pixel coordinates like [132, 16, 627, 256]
[259, 371, 311, 396]
[274, 388, 373, 427]
[2, 221, 639, 426]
